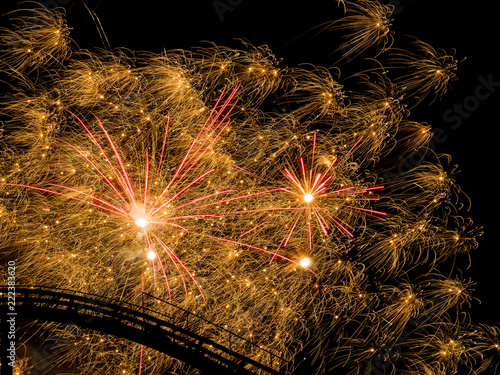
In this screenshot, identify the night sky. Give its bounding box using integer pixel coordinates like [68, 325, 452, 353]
[1, 0, 499, 369]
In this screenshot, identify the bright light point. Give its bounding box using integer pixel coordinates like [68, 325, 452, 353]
[135, 217, 148, 227]
[300, 257, 311, 268]
[147, 251, 156, 260]
[303, 194, 314, 203]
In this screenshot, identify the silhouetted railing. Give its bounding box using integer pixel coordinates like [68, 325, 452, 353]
[0, 285, 288, 375]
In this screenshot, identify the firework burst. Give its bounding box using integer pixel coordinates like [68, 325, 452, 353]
[0, 2, 497, 375]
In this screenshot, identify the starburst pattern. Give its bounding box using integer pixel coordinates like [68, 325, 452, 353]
[0, 2, 497, 375]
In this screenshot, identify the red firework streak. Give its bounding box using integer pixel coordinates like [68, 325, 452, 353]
[3, 86, 302, 301]
[208, 132, 386, 263]
[271, 132, 387, 261]
[184, 132, 386, 264]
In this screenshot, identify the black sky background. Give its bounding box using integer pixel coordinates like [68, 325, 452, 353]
[1, 0, 499, 362]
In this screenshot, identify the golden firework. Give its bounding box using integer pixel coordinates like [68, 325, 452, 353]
[0, 2, 496, 375]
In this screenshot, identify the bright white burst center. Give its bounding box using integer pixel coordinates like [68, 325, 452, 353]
[300, 257, 311, 268]
[303, 194, 314, 203]
[147, 251, 156, 260]
[135, 217, 149, 228]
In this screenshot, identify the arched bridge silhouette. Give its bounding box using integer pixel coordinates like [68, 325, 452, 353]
[0, 286, 290, 375]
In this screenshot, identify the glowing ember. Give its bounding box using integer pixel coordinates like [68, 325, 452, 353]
[135, 217, 149, 228]
[303, 194, 314, 203]
[300, 257, 311, 267]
